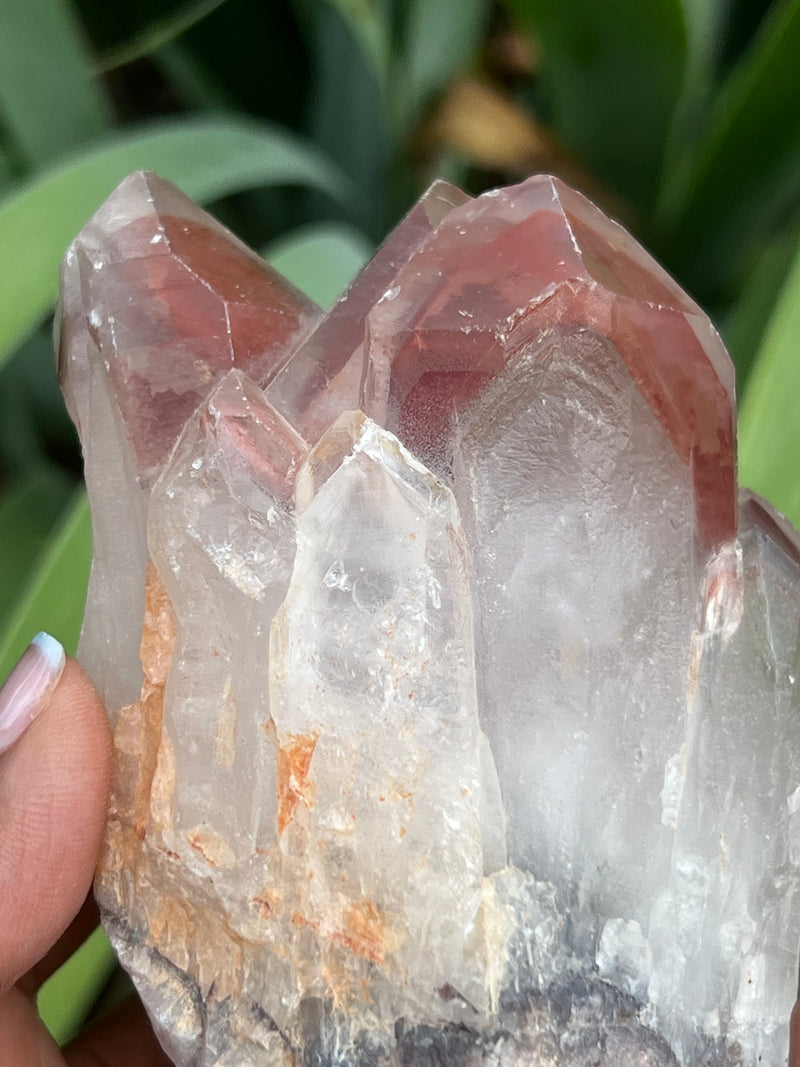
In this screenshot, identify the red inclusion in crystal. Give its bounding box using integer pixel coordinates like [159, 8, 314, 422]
[201, 371, 308, 505]
[266, 180, 470, 443]
[63, 173, 318, 484]
[363, 177, 736, 553]
[104, 213, 315, 481]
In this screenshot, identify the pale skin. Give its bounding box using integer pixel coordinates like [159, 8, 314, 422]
[0, 658, 169, 1065]
[0, 659, 798, 1065]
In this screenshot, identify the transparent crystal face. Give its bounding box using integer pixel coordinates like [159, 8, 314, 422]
[61, 171, 800, 1066]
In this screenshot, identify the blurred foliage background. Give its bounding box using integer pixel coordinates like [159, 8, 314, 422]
[0, 0, 799, 1046]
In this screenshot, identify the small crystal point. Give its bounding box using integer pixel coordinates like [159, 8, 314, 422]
[144, 369, 306, 862]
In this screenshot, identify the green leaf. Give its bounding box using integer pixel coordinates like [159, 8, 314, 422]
[265, 223, 372, 308]
[0, 489, 91, 680]
[665, 0, 800, 298]
[657, 0, 728, 216]
[397, 0, 490, 127]
[94, 0, 229, 73]
[38, 927, 116, 1045]
[680, 0, 727, 64]
[154, 41, 236, 113]
[0, 0, 111, 168]
[721, 220, 800, 390]
[0, 468, 73, 634]
[314, 0, 391, 86]
[738, 234, 800, 531]
[0, 116, 351, 372]
[303, 3, 390, 237]
[0, 140, 15, 193]
[507, 0, 688, 211]
[0, 321, 79, 479]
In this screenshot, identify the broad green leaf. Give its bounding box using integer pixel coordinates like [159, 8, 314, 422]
[657, 0, 729, 216]
[507, 0, 688, 212]
[315, 0, 390, 86]
[0, 468, 73, 633]
[722, 221, 800, 390]
[738, 235, 800, 531]
[0, 321, 78, 479]
[0, 140, 14, 192]
[265, 223, 372, 307]
[680, 0, 728, 67]
[665, 0, 800, 298]
[304, 4, 390, 237]
[154, 41, 236, 113]
[0, 116, 351, 371]
[397, 0, 490, 129]
[38, 927, 116, 1045]
[0, 320, 79, 476]
[95, 0, 228, 73]
[0, 489, 91, 679]
[0, 0, 111, 168]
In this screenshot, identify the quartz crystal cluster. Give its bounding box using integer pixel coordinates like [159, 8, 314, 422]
[58, 171, 800, 1066]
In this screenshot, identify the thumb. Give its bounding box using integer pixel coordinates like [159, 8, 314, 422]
[0, 637, 111, 992]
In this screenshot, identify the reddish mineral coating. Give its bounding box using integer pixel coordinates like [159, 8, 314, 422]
[59, 171, 319, 484]
[289, 902, 389, 967]
[334, 901, 389, 966]
[790, 998, 800, 1067]
[277, 732, 319, 836]
[201, 370, 308, 505]
[105, 561, 175, 867]
[266, 180, 471, 443]
[362, 175, 736, 553]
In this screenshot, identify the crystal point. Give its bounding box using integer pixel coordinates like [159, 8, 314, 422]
[265, 180, 470, 443]
[60, 171, 318, 482]
[60, 172, 800, 1065]
[362, 175, 735, 553]
[58, 172, 318, 714]
[270, 413, 496, 1037]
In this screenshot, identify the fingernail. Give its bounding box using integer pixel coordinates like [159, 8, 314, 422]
[0, 633, 65, 754]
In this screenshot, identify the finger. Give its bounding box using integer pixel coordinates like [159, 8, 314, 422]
[17, 893, 100, 998]
[0, 985, 66, 1067]
[0, 647, 112, 992]
[63, 995, 172, 1067]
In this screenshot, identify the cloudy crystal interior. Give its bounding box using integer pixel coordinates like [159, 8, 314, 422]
[58, 171, 800, 1066]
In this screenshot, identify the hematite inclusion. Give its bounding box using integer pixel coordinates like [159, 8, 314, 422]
[59, 172, 800, 1066]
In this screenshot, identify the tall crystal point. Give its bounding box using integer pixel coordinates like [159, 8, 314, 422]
[270, 413, 499, 1042]
[57, 171, 318, 714]
[60, 171, 800, 1066]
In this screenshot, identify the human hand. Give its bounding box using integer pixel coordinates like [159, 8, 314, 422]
[0, 634, 171, 1065]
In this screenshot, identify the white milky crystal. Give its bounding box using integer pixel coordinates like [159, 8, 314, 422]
[453, 325, 698, 942]
[270, 412, 502, 1038]
[649, 491, 800, 1062]
[57, 242, 148, 716]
